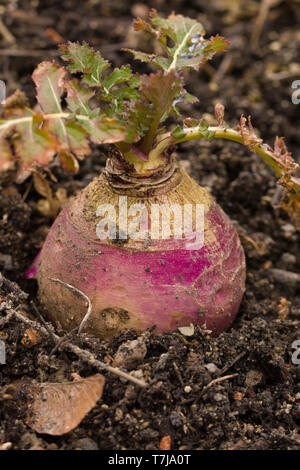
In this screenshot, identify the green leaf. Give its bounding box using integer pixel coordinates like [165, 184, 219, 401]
[32, 62, 66, 113]
[130, 70, 183, 150]
[32, 62, 71, 151]
[100, 65, 140, 122]
[64, 121, 90, 156]
[13, 111, 56, 168]
[65, 79, 95, 116]
[198, 119, 215, 141]
[79, 115, 128, 144]
[171, 119, 215, 141]
[122, 49, 170, 71]
[126, 10, 229, 72]
[102, 65, 140, 93]
[60, 42, 110, 87]
[171, 126, 186, 139]
[44, 118, 90, 157]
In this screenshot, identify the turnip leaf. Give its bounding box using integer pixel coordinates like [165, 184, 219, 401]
[125, 10, 229, 72]
[60, 42, 110, 86]
[32, 62, 66, 114]
[13, 110, 56, 168]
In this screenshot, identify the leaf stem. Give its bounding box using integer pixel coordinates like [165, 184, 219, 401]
[0, 112, 90, 132]
[151, 126, 300, 192]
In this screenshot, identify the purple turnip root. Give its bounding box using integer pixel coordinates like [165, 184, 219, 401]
[38, 168, 245, 338]
[1, 11, 298, 339]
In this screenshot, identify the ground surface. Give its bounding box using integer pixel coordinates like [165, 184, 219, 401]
[0, 0, 300, 450]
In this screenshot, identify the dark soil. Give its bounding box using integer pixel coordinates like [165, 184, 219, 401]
[1, 0, 300, 450]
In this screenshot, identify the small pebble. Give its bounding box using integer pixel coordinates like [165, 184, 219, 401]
[214, 393, 225, 402]
[204, 363, 220, 375]
[170, 411, 183, 428]
[72, 438, 99, 450]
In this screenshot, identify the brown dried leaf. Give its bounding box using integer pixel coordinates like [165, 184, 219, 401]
[32, 170, 53, 200]
[238, 115, 263, 151]
[33, 170, 67, 218]
[214, 103, 225, 126]
[58, 152, 80, 173]
[3, 89, 29, 109]
[282, 192, 300, 230]
[26, 374, 105, 435]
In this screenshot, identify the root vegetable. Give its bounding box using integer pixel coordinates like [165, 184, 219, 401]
[38, 168, 245, 338]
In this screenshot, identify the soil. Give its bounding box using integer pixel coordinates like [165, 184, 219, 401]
[1, 0, 300, 451]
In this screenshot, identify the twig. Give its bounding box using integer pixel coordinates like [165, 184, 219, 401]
[49, 326, 79, 356]
[31, 301, 57, 345]
[172, 361, 184, 386]
[210, 54, 232, 87]
[0, 272, 28, 300]
[219, 352, 246, 376]
[0, 42, 125, 57]
[0, 17, 16, 45]
[8, 307, 147, 388]
[197, 373, 238, 402]
[21, 179, 32, 203]
[48, 278, 92, 334]
[0, 310, 14, 328]
[205, 373, 238, 390]
[250, 0, 281, 50]
[203, 374, 239, 391]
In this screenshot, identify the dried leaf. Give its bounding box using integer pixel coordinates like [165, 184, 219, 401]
[26, 374, 105, 435]
[58, 152, 80, 173]
[238, 115, 263, 152]
[215, 103, 225, 126]
[178, 323, 195, 336]
[32, 170, 52, 199]
[282, 192, 300, 230]
[55, 187, 68, 207]
[32, 170, 58, 218]
[3, 89, 29, 109]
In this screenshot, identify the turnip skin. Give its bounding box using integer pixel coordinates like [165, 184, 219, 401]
[37, 168, 246, 339]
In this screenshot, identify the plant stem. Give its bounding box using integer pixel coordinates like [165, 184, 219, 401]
[150, 126, 300, 192]
[0, 112, 90, 132]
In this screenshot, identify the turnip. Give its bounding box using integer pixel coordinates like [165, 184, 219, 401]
[0, 10, 299, 338]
